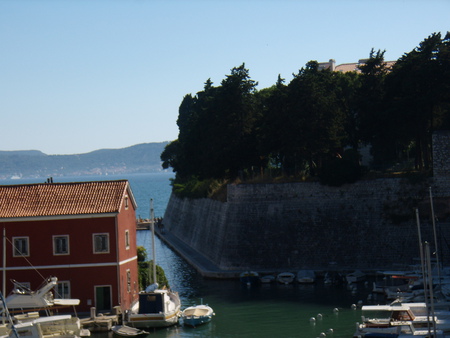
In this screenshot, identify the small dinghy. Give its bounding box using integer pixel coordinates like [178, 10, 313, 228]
[112, 325, 149, 337]
[181, 304, 215, 327]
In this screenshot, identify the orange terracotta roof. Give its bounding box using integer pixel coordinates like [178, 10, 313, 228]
[0, 180, 132, 218]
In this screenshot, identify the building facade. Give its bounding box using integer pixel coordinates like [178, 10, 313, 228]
[0, 180, 139, 313]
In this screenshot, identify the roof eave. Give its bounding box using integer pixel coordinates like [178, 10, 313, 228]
[0, 212, 119, 223]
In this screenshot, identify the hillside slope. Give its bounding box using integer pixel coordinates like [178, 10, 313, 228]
[0, 142, 169, 179]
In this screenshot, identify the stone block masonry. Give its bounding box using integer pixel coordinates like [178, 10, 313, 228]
[163, 132, 450, 273]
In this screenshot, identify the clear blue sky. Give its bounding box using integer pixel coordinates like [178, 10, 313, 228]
[1, 0, 449, 155]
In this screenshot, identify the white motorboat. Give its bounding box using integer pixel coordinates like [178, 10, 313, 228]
[0, 277, 88, 338]
[276, 272, 295, 285]
[0, 310, 89, 338]
[112, 324, 149, 336]
[353, 301, 450, 337]
[297, 270, 316, 284]
[2, 277, 80, 311]
[181, 304, 214, 327]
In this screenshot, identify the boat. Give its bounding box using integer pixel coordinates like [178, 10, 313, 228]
[240, 271, 259, 286]
[181, 303, 214, 327]
[297, 270, 316, 284]
[372, 271, 421, 299]
[276, 272, 295, 285]
[260, 274, 276, 284]
[2, 276, 80, 311]
[127, 283, 181, 328]
[353, 301, 450, 337]
[126, 199, 181, 329]
[324, 271, 345, 285]
[112, 324, 149, 337]
[0, 295, 89, 338]
[0, 276, 89, 338]
[346, 270, 367, 284]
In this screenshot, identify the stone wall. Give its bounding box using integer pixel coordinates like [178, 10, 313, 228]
[163, 132, 450, 272]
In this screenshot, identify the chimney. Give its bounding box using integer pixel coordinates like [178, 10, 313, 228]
[329, 59, 336, 71]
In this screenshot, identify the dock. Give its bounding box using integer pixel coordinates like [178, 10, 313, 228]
[80, 307, 120, 332]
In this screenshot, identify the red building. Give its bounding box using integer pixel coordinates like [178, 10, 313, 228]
[0, 180, 139, 313]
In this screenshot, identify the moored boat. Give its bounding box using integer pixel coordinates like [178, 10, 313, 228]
[260, 274, 276, 284]
[127, 283, 181, 328]
[277, 272, 295, 285]
[181, 304, 214, 327]
[240, 271, 260, 286]
[353, 301, 450, 337]
[126, 200, 181, 329]
[112, 324, 149, 337]
[346, 270, 367, 284]
[0, 276, 88, 338]
[297, 270, 316, 284]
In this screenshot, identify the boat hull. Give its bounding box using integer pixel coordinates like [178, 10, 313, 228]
[181, 305, 214, 327]
[128, 312, 179, 328]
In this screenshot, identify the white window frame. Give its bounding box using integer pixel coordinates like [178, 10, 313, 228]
[125, 230, 130, 250]
[124, 195, 129, 210]
[53, 235, 70, 255]
[93, 233, 110, 254]
[13, 237, 29, 257]
[54, 281, 71, 299]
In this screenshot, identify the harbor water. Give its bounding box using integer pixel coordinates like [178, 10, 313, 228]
[1, 172, 373, 337]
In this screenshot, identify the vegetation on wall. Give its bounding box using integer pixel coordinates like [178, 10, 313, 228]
[161, 32, 450, 195]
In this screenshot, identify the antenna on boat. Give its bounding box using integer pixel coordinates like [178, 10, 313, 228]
[150, 198, 157, 285]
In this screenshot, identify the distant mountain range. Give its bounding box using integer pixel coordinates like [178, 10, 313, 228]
[0, 142, 170, 179]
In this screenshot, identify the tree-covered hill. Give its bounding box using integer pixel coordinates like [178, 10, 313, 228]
[0, 142, 169, 179]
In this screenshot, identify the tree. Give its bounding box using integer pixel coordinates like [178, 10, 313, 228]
[137, 246, 169, 290]
[286, 61, 347, 176]
[385, 32, 448, 170]
[355, 49, 394, 168]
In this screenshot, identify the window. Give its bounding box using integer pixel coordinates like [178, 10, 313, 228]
[127, 270, 131, 293]
[125, 230, 130, 250]
[124, 195, 129, 210]
[55, 281, 71, 299]
[93, 233, 109, 253]
[53, 235, 69, 255]
[13, 237, 29, 257]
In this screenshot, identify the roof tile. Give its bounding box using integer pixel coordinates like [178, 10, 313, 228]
[0, 180, 129, 218]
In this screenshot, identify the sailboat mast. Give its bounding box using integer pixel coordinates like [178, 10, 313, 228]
[429, 187, 441, 285]
[416, 209, 428, 293]
[150, 199, 157, 285]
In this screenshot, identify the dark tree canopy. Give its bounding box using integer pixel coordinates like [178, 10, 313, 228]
[162, 32, 450, 189]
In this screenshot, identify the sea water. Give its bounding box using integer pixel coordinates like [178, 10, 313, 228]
[1, 172, 372, 337]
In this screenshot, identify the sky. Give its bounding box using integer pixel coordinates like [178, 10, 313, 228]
[1, 0, 449, 155]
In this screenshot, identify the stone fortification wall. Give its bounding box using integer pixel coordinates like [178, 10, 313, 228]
[163, 132, 450, 272]
[164, 178, 450, 272]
